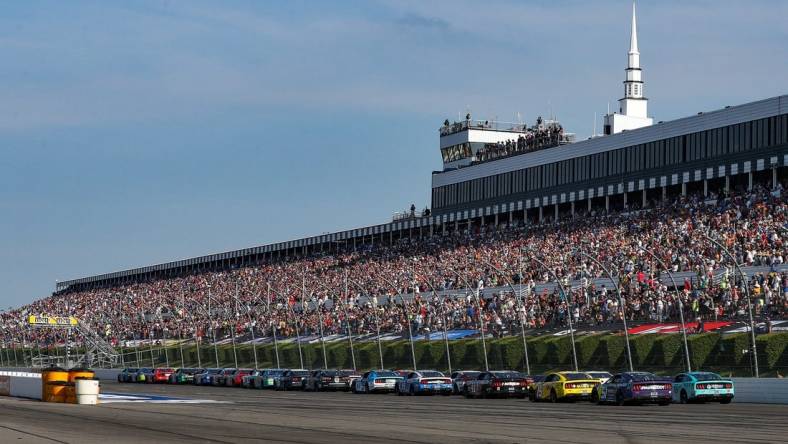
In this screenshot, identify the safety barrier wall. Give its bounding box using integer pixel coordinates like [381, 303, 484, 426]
[0, 371, 42, 400]
[731, 378, 788, 404]
[93, 369, 121, 381]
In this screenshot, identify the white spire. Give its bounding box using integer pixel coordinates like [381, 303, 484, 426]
[603, 0, 653, 135]
[629, 1, 639, 55]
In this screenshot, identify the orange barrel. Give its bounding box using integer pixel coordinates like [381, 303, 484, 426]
[68, 368, 95, 383]
[45, 382, 68, 403]
[41, 367, 69, 401]
[64, 383, 76, 404]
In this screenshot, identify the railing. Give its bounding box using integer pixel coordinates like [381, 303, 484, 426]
[439, 119, 531, 137]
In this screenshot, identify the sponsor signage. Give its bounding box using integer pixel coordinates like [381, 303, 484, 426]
[27, 315, 78, 327]
[627, 321, 731, 335]
[0, 376, 9, 396]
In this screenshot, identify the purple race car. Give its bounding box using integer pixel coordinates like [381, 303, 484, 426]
[597, 371, 672, 406]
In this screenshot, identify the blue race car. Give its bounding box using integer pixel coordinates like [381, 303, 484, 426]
[597, 371, 672, 406]
[672, 372, 734, 404]
[397, 370, 453, 396]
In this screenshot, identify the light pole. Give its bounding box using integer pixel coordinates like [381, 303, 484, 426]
[634, 243, 691, 373]
[703, 233, 759, 377]
[578, 251, 634, 372]
[377, 275, 418, 371]
[344, 272, 357, 371]
[480, 258, 533, 374]
[420, 278, 452, 374]
[267, 283, 281, 369]
[448, 268, 489, 371]
[347, 278, 385, 369]
[205, 287, 220, 368]
[521, 253, 578, 372]
[229, 282, 240, 369]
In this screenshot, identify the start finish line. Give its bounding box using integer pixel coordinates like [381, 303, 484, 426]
[99, 392, 229, 404]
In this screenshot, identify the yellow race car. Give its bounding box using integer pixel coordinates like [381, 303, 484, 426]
[529, 371, 600, 402]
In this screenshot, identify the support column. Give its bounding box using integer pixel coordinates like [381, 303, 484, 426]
[703, 179, 708, 197]
[773, 167, 778, 189]
[494, 213, 499, 227]
[662, 186, 666, 200]
[570, 202, 575, 219]
[642, 189, 647, 208]
[538, 206, 543, 223]
[455, 219, 458, 232]
[605, 196, 610, 212]
[554, 204, 558, 222]
[623, 192, 628, 208]
[587, 197, 591, 213]
[509, 210, 513, 224]
[725, 175, 730, 193]
[681, 183, 687, 196]
[748, 171, 753, 190]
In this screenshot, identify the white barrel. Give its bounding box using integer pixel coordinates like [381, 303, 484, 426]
[75, 379, 100, 405]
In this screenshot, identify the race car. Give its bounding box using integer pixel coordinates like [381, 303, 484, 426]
[672, 372, 734, 404]
[212, 368, 236, 386]
[117, 368, 139, 383]
[397, 370, 453, 396]
[276, 369, 310, 390]
[450, 370, 480, 395]
[150, 368, 175, 383]
[583, 370, 613, 384]
[352, 370, 403, 394]
[464, 371, 531, 399]
[225, 369, 253, 387]
[169, 368, 202, 384]
[193, 368, 222, 385]
[597, 371, 672, 406]
[255, 369, 286, 389]
[241, 370, 264, 388]
[134, 368, 154, 383]
[530, 371, 599, 402]
[304, 369, 359, 391]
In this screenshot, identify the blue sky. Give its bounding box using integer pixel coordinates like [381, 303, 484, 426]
[1, 0, 786, 308]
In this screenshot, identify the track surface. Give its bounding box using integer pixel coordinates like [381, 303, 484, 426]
[0, 381, 785, 444]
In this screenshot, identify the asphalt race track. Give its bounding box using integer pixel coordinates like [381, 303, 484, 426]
[0, 381, 786, 444]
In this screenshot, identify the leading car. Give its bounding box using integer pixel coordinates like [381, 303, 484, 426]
[597, 371, 672, 406]
[672, 372, 734, 404]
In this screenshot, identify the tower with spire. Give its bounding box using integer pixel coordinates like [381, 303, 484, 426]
[603, 1, 653, 135]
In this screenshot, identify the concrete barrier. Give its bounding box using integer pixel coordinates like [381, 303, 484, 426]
[0, 371, 42, 400]
[93, 369, 121, 381]
[731, 378, 788, 404]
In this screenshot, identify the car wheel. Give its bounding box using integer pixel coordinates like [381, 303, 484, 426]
[366, 383, 372, 394]
[658, 400, 670, 406]
[615, 390, 625, 406]
[590, 390, 599, 403]
[680, 390, 688, 404]
[529, 389, 537, 402]
[410, 386, 416, 396]
[453, 384, 459, 395]
[549, 389, 558, 403]
[720, 398, 732, 405]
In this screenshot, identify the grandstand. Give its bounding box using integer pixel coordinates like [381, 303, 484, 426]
[56, 95, 788, 294]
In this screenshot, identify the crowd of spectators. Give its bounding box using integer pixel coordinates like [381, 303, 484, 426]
[1, 185, 786, 351]
[475, 118, 568, 163]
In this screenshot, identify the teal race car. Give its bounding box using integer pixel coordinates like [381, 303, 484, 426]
[672, 372, 734, 404]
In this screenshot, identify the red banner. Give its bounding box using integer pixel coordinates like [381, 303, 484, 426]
[628, 321, 731, 334]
